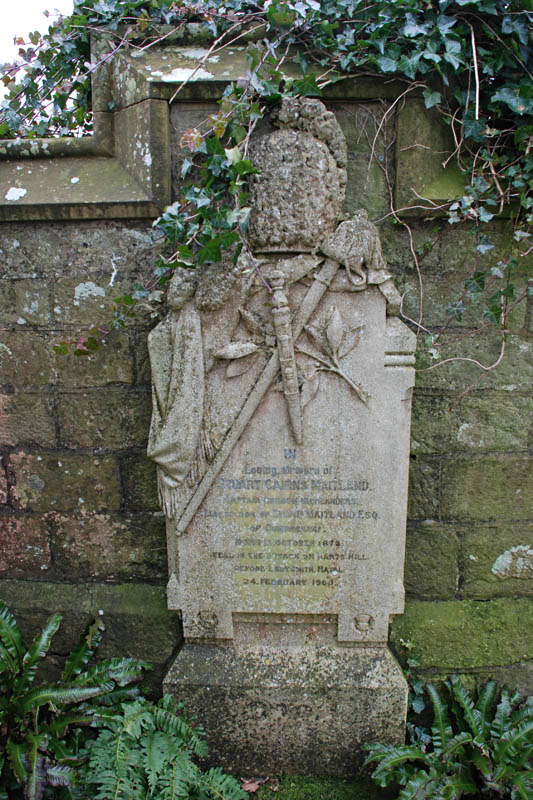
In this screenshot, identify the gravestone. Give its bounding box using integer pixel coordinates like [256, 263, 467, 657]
[149, 98, 416, 775]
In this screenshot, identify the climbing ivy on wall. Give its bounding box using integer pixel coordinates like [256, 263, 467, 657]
[1, 0, 532, 372]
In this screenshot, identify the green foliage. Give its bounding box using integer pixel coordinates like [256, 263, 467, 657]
[82, 693, 246, 800]
[364, 676, 533, 800]
[1, 0, 531, 360]
[0, 600, 148, 799]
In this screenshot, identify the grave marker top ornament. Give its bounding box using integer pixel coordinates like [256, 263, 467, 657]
[148, 97, 415, 775]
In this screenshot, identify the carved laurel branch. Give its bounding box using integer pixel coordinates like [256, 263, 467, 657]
[215, 307, 275, 378]
[297, 306, 368, 407]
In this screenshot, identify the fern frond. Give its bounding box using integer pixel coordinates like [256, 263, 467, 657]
[367, 745, 430, 787]
[153, 705, 207, 758]
[475, 680, 498, 734]
[6, 738, 29, 784]
[156, 756, 191, 800]
[511, 773, 533, 800]
[427, 683, 453, 752]
[26, 732, 47, 800]
[142, 731, 171, 792]
[199, 766, 247, 800]
[45, 764, 77, 787]
[448, 675, 483, 739]
[0, 600, 24, 673]
[397, 772, 439, 800]
[494, 720, 533, 764]
[21, 683, 115, 713]
[440, 731, 474, 760]
[491, 689, 512, 740]
[72, 657, 148, 688]
[13, 613, 62, 695]
[439, 765, 479, 799]
[90, 685, 142, 707]
[61, 618, 105, 683]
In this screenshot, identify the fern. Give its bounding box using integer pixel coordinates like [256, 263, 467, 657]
[366, 678, 533, 800]
[426, 682, 453, 753]
[0, 600, 148, 799]
[84, 695, 246, 800]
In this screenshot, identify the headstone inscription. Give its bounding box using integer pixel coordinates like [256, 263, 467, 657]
[148, 98, 416, 775]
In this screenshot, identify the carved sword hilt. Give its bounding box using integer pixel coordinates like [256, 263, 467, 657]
[270, 269, 303, 445]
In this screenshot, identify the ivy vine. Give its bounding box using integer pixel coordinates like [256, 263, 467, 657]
[1, 0, 531, 378]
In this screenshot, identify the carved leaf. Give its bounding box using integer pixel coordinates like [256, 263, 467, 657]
[226, 351, 260, 378]
[239, 307, 265, 336]
[304, 324, 325, 352]
[338, 325, 363, 359]
[216, 341, 259, 359]
[325, 307, 344, 355]
[301, 372, 322, 409]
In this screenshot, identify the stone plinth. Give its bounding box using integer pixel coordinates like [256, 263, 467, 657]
[164, 626, 407, 776]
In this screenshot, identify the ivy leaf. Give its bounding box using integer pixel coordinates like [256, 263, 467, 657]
[476, 236, 494, 255]
[436, 14, 457, 34]
[402, 14, 431, 38]
[375, 56, 397, 73]
[292, 74, 322, 97]
[478, 206, 494, 223]
[502, 15, 529, 46]
[491, 87, 531, 116]
[423, 89, 441, 109]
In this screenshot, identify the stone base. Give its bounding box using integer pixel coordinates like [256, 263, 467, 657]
[163, 627, 407, 776]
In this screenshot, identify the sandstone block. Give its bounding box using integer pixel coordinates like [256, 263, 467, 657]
[57, 388, 151, 449]
[0, 392, 56, 447]
[0, 514, 50, 575]
[10, 451, 121, 512]
[50, 511, 166, 581]
[404, 523, 459, 599]
[462, 525, 533, 598]
[440, 454, 532, 522]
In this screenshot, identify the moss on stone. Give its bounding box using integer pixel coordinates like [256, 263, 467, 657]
[391, 597, 533, 669]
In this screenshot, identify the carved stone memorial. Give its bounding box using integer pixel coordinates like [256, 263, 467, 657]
[148, 98, 416, 775]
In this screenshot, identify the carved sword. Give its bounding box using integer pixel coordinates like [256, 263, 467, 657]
[174, 257, 340, 535]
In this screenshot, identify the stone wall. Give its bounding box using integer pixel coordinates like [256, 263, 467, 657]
[0, 43, 531, 695]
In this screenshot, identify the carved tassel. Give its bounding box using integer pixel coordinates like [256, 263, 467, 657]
[270, 270, 303, 444]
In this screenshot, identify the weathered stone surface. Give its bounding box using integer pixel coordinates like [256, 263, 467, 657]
[14, 279, 52, 324]
[334, 103, 392, 220]
[404, 523, 459, 599]
[391, 598, 533, 669]
[440, 454, 532, 522]
[407, 457, 439, 520]
[415, 333, 533, 392]
[0, 221, 156, 279]
[411, 393, 532, 454]
[55, 334, 134, 388]
[50, 511, 166, 581]
[10, 452, 121, 512]
[164, 636, 407, 777]
[0, 393, 56, 447]
[462, 525, 533, 597]
[0, 331, 57, 387]
[248, 98, 346, 252]
[121, 454, 160, 511]
[53, 275, 133, 326]
[58, 388, 151, 449]
[395, 98, 462, 211]
[0, 514, 50, 575]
